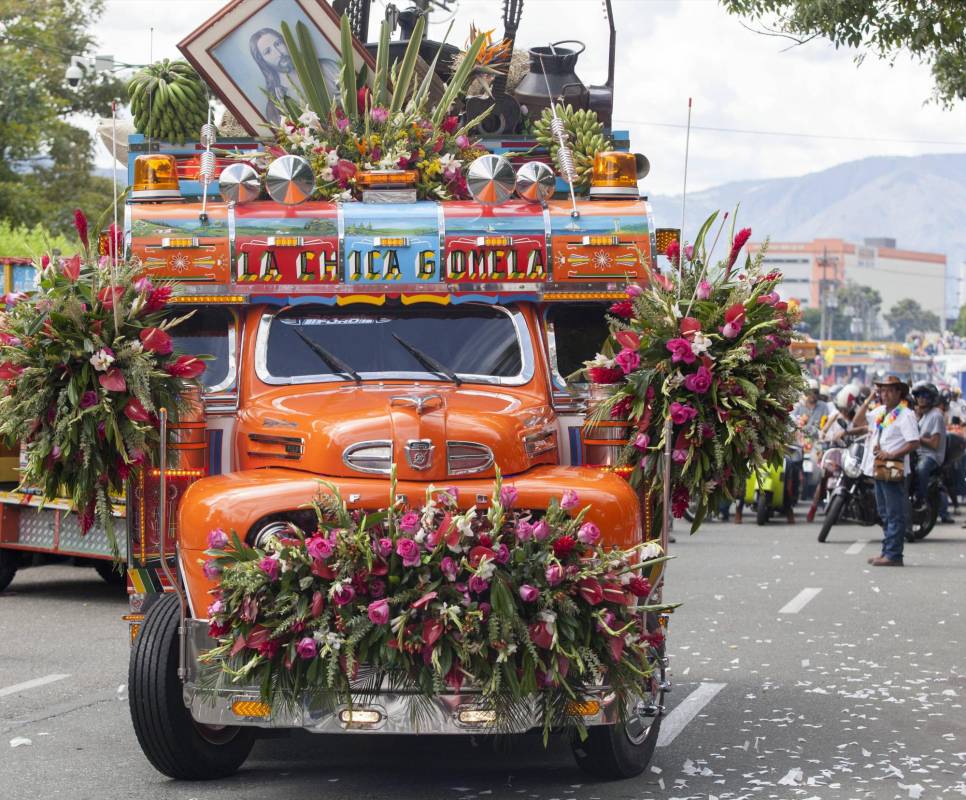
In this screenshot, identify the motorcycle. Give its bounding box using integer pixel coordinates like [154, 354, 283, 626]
[817, 438, 878, 542]
[746, 443, 803, 525]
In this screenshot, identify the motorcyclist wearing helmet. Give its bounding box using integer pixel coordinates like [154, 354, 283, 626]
[911, 381, 953, 523]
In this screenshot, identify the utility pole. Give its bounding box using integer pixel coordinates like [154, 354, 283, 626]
[817, 247, 837, 340]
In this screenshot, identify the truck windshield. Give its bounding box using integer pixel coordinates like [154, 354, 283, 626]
[167, 306, 234, 392]
[261, 304, 525, 383]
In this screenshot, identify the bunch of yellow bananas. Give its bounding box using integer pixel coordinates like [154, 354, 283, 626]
[534, 104, 612, 192]
[127, 59, 210, 145]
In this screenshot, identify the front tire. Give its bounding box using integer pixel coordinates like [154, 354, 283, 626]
[129, 593, 255, 779]
[756, 491, 772, 526]
[818, 493, 845, 543]
[911, 485, 939, 540]
[0, 549, 18, 593]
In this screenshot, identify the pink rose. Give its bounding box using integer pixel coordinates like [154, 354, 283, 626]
[468, 575, 489, 594]
[296, 637, 317, 659]
[615, 348, 640, 374]
[577, 522, 601, 546]
[80, 390, 98, 409]
[377, 537, 393, 558]
[560, 490, 579, 511]
[307, 534, 334, 561]
[683, 365, 713, 394]
[519, 584, 539, 602]
[672, 448, 688, 464]
[666, 337, 696, 364]
[545, 563, 564, 585]
[396, 537, 421, 567]
[399, 510, 420, 532]
[495, 543, 510, 564]
[669, 401, 698, 425]
[633, 432, 650, 452]
[207, 528, 229, 549]
[499, 485, 518, 508]
[367, 598, 390, 625]
[531, 520, 550, 540]
[202, 559, 221, 579]
[333, 585, 356, 606]
[440, 555, 458, 581]
[515, 520, 533, 542]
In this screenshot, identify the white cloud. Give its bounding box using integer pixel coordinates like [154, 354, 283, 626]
[89, 0, 966, 193]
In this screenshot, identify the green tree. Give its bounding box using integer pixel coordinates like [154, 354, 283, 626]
[721, 0, 966, 106]
[884, 298, 941, 342]
[0, 220, 73, 258]
[831, 283, 882, 340]
[0, 0, 124, 235]
[952, 305, 966, 338]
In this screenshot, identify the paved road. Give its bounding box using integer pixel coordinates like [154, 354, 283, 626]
[1, 514, 964, 800]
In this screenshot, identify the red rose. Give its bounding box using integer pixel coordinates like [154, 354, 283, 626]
[166, 355, 206, 378]
[628, 576, 652, 598]
[98, 368, 127, 392]
[609, 300, 633, 319]
[123, 396, 151, 423]
[577, 577, 604, 605]
[332, 159, 357, 184]
[139, 326, 173, 355]
[552, 535, 576, 559]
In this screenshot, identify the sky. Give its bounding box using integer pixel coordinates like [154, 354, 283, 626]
[89, 0, 966, 196]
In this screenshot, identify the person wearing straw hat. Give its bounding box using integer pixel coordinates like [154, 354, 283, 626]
[852, 375, 920, 566]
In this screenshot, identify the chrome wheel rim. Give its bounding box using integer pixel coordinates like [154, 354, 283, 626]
[193, 721, 240, 745]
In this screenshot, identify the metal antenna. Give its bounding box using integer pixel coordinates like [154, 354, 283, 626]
[199, 106, 217, 223]
[538, 52, 579, 218]
[676, 97, 692, 298]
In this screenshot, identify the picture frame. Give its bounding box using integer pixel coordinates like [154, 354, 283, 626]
[178, 0, 375, 138]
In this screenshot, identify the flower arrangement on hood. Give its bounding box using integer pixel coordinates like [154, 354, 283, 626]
[0, 211, 206, 550]
[201, 471, 670, 738]
[585, 212, 805, 530]
[269, 15, 489, 201]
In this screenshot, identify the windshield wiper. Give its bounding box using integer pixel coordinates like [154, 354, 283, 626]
[293, 328, 362, 385]
[391, 333, 462, 386]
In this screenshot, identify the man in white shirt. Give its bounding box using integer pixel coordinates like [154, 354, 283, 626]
[852, 376, 920, 566]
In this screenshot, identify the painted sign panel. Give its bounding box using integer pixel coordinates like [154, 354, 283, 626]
[130, 204, 231, 284]
[233, 201, 339, 284]
[342, 202, 439, 284]
[548, 199, 650, 283]
[442, 201, 547, 283]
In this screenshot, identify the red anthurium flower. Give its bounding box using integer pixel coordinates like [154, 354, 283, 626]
[614, 330, 641, 350]
[422, 618, 444, 647]
[528, 621, 554, 649]
[411, 590, 438, 610]
[165, 355, 206, 378]
[602, 582, 630, 605]
[139, 326, 173, 355]
[62, 254, 81, 281]
[577, 577, 604, 605]
[679, 316, 702, 340]
[98, 368, 127, 392]
[97, 285, 124, 309]
[724, 303, 746, 326]
[0, 362, 22, 380]
[123, 396, 151, 422]
[468, 545, 497, 569]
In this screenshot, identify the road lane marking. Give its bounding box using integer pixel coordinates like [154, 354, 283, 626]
[780, 587, 822, 614]
[845, 540, 870, 555]
[656, 682, 725, 747]
[0, 674, 70, 698]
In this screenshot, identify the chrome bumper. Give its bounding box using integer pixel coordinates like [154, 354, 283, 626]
[182, 620, 626, 734]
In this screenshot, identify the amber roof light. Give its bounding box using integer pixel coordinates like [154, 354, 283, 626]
[132, 154, 182, 202]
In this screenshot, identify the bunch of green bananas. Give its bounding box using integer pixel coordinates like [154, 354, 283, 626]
[127, 59, 210, 144]
[533, 104, 612, 192]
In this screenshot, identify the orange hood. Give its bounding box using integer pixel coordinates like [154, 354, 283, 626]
[237, 384, 557, 481]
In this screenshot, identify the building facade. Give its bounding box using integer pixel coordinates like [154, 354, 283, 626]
[747, 237, 947, 336]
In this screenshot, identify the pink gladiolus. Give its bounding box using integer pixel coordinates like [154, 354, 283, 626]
[396, 537, 421, 567]
[684, 365, 713, 394]
[531, 519, 550, 540]
[696, 279, 712, 300]
[519, 584, 539, 602]
[370, 106, 389, 124]
[207, 528, 229, 549]
[666, 337, 696, 364]
[499, 485, 518, 508]
[633, 432, 650, 452]
[560, 490, 579, 510]
[665, 239, 680, 263]
[98, 368, 126, 393]
[684, 244, 694, 260]
[615, 348, 640, 374]
[139, 327, 173, 355]
[368, 598, 390, 625]
[614, 330, 641, 350]
[669, 401, 698, 425]
[577, 522, 601, 546]
[133, 277, 153, 294]
[0, 362, 22, 380]
[626, 283, 644, 298]
[441, 115, 459, 134]
[259, 556, 279, 581]
[40, 253, 50, 270]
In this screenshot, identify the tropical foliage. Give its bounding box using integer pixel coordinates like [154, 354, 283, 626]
[202, 473, 668, 738]
[0, 214, 205, 549]
[271, 15, 489, 200]
[585, 212, 806, 530]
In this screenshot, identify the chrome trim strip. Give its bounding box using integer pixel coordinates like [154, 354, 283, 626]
[446, 441, 494, 476]
[254, 303, 535, 387]
[342, 440, 394, 475]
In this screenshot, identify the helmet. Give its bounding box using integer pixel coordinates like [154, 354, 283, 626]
[911, 381, 939, 407]
[805, 378, 820, 394]
[834, 384, 860, 413]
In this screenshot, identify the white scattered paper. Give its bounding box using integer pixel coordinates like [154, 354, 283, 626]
[10, 737, 31, 748]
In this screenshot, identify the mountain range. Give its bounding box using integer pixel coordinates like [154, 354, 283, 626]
[646, 153, 966, 315]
